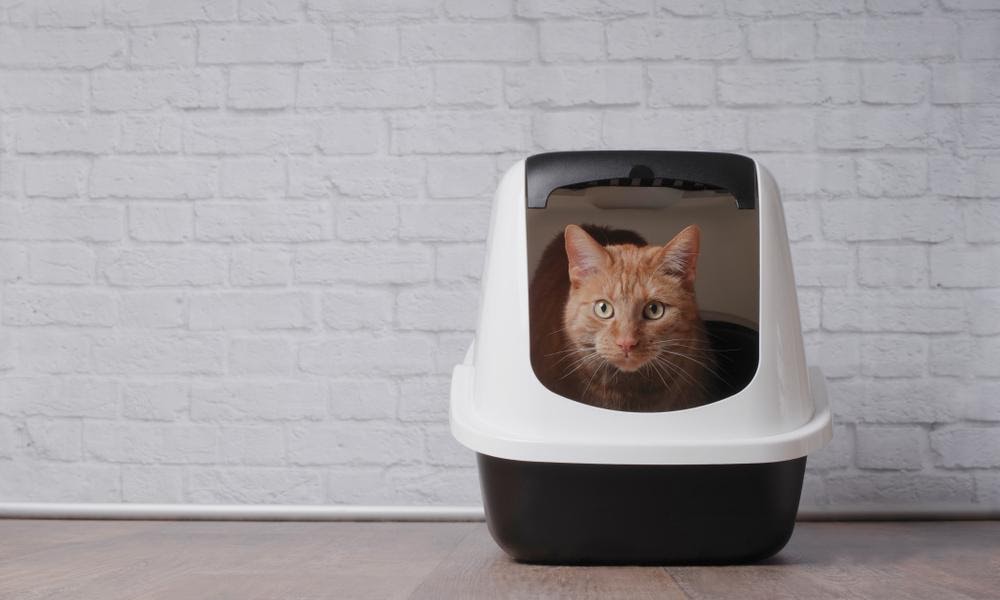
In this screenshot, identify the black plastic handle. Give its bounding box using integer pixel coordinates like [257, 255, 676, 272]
[524, 151, 757, 209]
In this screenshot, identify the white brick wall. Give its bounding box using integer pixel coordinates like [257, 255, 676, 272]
[0, 0, 997, 512]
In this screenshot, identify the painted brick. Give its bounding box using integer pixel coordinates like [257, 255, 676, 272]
[533, 112, 603, 150]
[857, 245, 927, 288]
[932, 427, 1000, 468]
[228, 67, 296, 109]
[826, 472, 974, 505]
[929, 336, 974, 377]
[719, 65, 823, 105]
[970, 291, 1000, 335]
[803, 334, 859, 378]
[294, 244, 433, 284]
[829, 379, 961, 424]
[433, 66, 501, 108]
[92, 334, 226, 375]
[287, 422, 422, 465]
[318, 115, 385, 155]
[861, 65, 928, 104]
[0, 202, 121, 243]
[817, 19, 956, 59]
[507, 66, 641, 108]
[100, 247, 227, 287]
[747, 111, 815, 151]
[607, 20, 743, 60]
[790, 243, 853, 287]
[229, 337, 296, 376]
[932, 64, 1000, 104]
[930, 155, 1000, 197]
[241, 0, 303, 21]
[92, 69, 223, 111]
[91, 158, 217, 199]
[0, 72, 86, 112]
[330, 199, 396, 238]
[822, 289, 966, 333]
[647, 66, 715, 107]
[426, 156, 496, 199]
[401, 24, 535, 61]
[118, 115, 183, 154]
[3, 287, 115, 327]
[725, 0, 863, 16]
[129, 204, 193, 242]
[960, 21, 1000, 59]
[13, 116, 117, 154]
[184, 116, 317, 155]
[0, 377, 118, 419]
[436, 244, 486, 283]
[856, 155, 927, 197]
[106, 0, 236, 25]
[195, 203, 331, 242]
[391, 111, 530, 154]
[30, 0, 102, 26]
[602, 111, 744, 151]
[821, 199, 958, 242]
[307, 0, 437, 22]
[191, 381, 327, 421]
[396, 287, 479, 331]
[930, 245, 1000, 288]
[118, 292, 187, 329]
[198, 25, 329, 63]
[299, 333, 436, 376]
[122, 465, 184, 502]
[855, 425, 925, 470]
[0, 29, 125, 68]
[859, 334, 927, 377]
[331, 26, 399, 67]
[129, 28, 196, 67]
[17, 331, 91, 373]
[399, 202, 490, 242]
[747, 21, 815, 60]
[122, 381, 190, 421]
[220, 425, 285, 465]
[288, 157, 425, 199]
[220, 157, 286, 199]
[539, 21, 605, 62]
[230, 247, 292, 287]
[960, 107, 1000, 149]
[189, 291, 315, 330]
[329, 378, 398, 421]
[817, 108, 929, 149]
[27, 243, 95, 284]
[0, 461, 120, 502]
[187, 468, 323, 504]
[518, 0, 649, 18]
[323, 288, 394, 330]
[86, 421, 219, 464]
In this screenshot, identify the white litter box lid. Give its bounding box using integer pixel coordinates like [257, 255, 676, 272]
[450, 156, 832, 466]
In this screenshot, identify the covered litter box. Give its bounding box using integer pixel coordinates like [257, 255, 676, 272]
[450, 151, 832, 564]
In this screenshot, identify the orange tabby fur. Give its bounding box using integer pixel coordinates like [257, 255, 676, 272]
[529, 224, 713, 412]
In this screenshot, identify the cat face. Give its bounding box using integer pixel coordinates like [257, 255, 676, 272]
[562, 224, 702, 374]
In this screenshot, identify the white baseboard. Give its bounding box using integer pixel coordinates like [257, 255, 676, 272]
[0, 502, 996, 521]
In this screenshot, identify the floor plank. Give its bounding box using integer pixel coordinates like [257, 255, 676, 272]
[410, 523, 687, 600]
[0, 520, 997, 600]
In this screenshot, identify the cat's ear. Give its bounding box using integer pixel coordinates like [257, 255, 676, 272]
[656, 225, 701, 289]
[564, 224, 609, 286]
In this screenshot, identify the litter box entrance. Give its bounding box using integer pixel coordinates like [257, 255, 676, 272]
[524, 152, 760, 412]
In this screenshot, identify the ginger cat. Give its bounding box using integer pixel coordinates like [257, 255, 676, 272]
[529, 224, 714, 412]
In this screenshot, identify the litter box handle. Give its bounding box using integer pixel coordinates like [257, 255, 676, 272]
[524, 151, 757, 210]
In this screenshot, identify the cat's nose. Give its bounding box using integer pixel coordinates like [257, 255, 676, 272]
[616, 338, 638, 354]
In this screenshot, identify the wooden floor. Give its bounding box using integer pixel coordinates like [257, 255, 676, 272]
[0, 520, 998, 599]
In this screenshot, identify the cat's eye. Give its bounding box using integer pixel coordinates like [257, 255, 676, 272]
[593, 300, 614, 319]
[643, 301, 666, 320]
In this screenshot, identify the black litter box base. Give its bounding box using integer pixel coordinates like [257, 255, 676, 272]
[477, 453, 806, 565]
